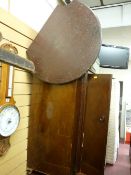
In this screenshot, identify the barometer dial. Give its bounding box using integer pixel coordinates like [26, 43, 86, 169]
[0, 105, 20, 137]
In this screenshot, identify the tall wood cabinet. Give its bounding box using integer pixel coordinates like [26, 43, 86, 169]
[28, 74, 112, 175]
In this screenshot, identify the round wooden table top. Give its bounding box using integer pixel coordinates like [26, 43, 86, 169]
[27, 0, 101, 84]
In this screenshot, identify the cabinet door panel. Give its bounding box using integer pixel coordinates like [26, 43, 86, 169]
[81, 74, 112, 175]
[28, 76, 77, 175]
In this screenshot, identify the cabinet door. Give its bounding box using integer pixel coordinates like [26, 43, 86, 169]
[28, 76, 77, 175]
[80, 74, 112, 175]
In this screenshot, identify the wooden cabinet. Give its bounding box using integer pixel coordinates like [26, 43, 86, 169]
[28, 74, 112, 175]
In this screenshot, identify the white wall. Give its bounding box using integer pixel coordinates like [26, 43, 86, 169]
[102, 26, 131, 49]
[100, 26, 131, 139]
[101, 26, 131, 106]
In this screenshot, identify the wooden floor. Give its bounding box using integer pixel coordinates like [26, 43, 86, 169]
[104, 143, 131, 175]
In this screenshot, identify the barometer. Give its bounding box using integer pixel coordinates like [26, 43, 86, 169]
[0, 105, 20, 137]
[0, 42, 20, 156]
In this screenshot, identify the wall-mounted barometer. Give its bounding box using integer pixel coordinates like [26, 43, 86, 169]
[0, 41, 20, 156]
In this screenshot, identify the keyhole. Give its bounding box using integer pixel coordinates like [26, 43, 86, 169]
[99, 116, 105, 123]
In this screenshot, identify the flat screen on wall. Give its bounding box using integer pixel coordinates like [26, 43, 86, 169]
[98, 44, 129, 69]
